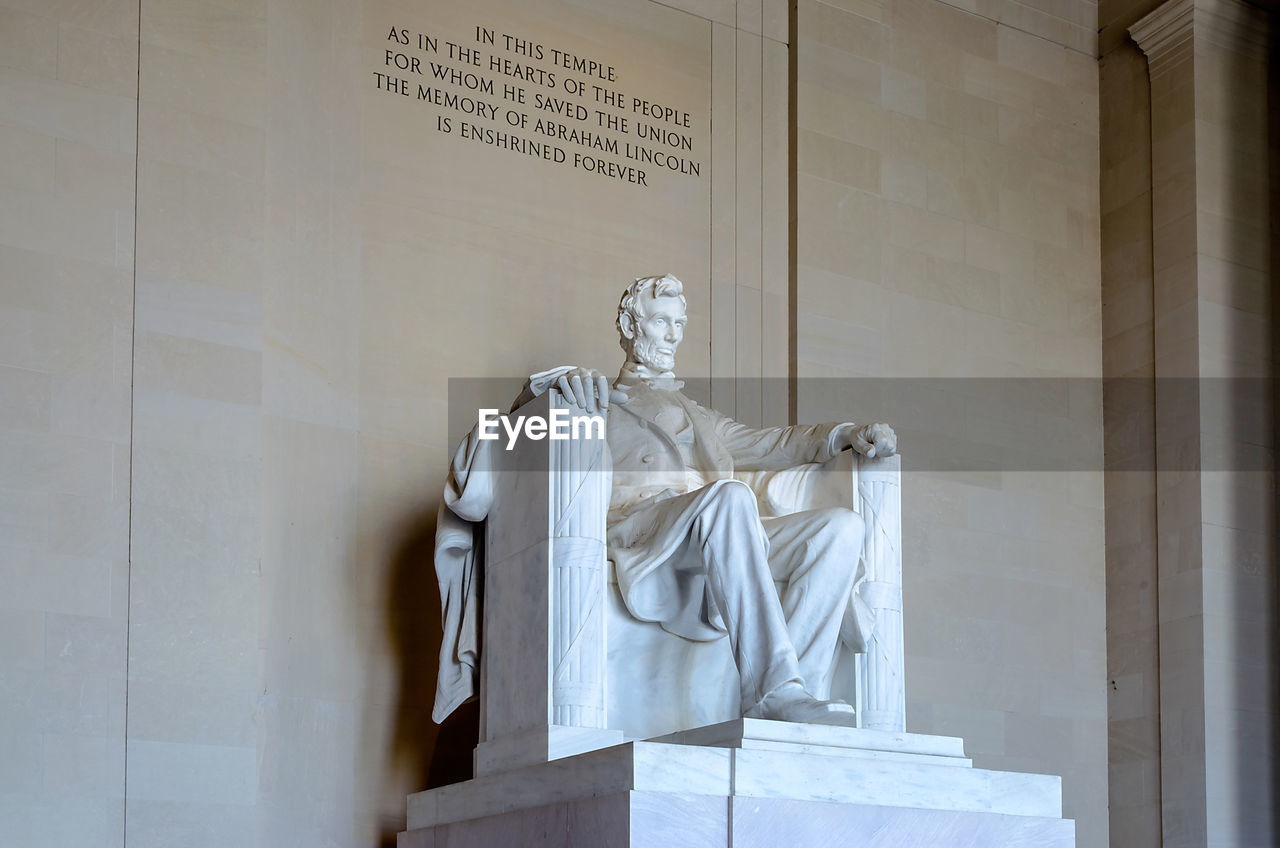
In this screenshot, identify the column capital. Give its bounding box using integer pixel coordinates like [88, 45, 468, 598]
[1132, 0, 1270, 76]
[1131, 0, 1194, 76]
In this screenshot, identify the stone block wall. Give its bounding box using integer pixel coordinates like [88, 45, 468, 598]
[794, 0, 1107, 844]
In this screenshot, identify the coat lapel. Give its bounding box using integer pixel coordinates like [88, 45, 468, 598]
[672, 392, 734, 479]
[615, 384, 684, 459]
[616, 384, 735, 478]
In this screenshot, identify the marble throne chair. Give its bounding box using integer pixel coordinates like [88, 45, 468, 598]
[469, 389, 906, 776]
[410, 388, 1073, 847]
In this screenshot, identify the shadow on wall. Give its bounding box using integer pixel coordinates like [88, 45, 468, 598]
[378, 506, 480, 848]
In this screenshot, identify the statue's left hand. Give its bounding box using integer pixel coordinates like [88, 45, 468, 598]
[554, 367, 615, 414]
[519, 366, 626, 414]
[851, 423, 897, 459]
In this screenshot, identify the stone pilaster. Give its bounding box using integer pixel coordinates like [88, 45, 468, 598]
[1130, 2, 1276, 844]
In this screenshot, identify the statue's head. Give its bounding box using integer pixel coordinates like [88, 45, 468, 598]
[617, 274, 688, 372]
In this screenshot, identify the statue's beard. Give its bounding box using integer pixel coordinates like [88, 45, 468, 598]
[630, 338, 677, 373]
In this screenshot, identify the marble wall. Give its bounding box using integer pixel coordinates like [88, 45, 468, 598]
[1098, 1, 1279, 846]
[122, 0, 786, 845]
[936, 0, 1098, 54]
[1096, 0, 1160, 55]
[792, 0, 1107, 845]
[1121, 2, 1278, 844]
[126, 0, 360, 842]
[2, 0, 1122, 845]
[0, 0, 138, 843]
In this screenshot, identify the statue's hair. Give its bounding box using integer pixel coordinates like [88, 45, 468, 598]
[616, 274, 686, 352]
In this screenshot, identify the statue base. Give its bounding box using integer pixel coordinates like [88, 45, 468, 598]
[398, 719, 1075, 847]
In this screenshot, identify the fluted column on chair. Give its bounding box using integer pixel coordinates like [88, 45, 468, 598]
[475, 391, 622, 775]
[548, 392, 611, 729]
[854, 453, 905, 732]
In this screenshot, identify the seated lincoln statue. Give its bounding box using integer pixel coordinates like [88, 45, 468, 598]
[413, 278, 1077, 845]
[489, 273, 898, 728]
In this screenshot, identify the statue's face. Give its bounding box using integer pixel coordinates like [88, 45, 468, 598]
[629, 295, 687, 372]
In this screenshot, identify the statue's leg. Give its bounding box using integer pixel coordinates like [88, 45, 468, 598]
[688, 480, 804, 711]
[762, 508, 864, 699]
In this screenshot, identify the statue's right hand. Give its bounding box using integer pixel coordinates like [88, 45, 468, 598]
[851, 422, 896, 458]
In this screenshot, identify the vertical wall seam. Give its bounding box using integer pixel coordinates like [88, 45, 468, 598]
[752, 26, 762, 422]
[710, 22, 716, 379]
[734, 2, 739, 405]
[122, 0, 143, 844]
[787, 0, 798, 424]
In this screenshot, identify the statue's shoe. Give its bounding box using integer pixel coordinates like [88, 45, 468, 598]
[744, 683, 860, 728]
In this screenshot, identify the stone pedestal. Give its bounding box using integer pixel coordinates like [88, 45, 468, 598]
[398, 719, 1075, 847]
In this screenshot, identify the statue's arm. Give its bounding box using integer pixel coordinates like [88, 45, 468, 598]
[715, 413, 896, 471]
[716, 416, 852, 471]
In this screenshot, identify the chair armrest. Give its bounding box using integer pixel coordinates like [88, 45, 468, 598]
[736, 450, 860, 518]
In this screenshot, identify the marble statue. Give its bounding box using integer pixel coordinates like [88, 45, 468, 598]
[409, 276, 1077, 847]
[437, 274, 897, 731]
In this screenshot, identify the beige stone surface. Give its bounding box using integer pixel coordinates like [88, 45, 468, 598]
[1108, 3, 1278, 846]
[1099, 43, 1159, 848]
[113, 0, 790, 844]
[796, 0, 1106, 845]
[0, 0, 1194, 845]
[0, 1, 137, 845]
